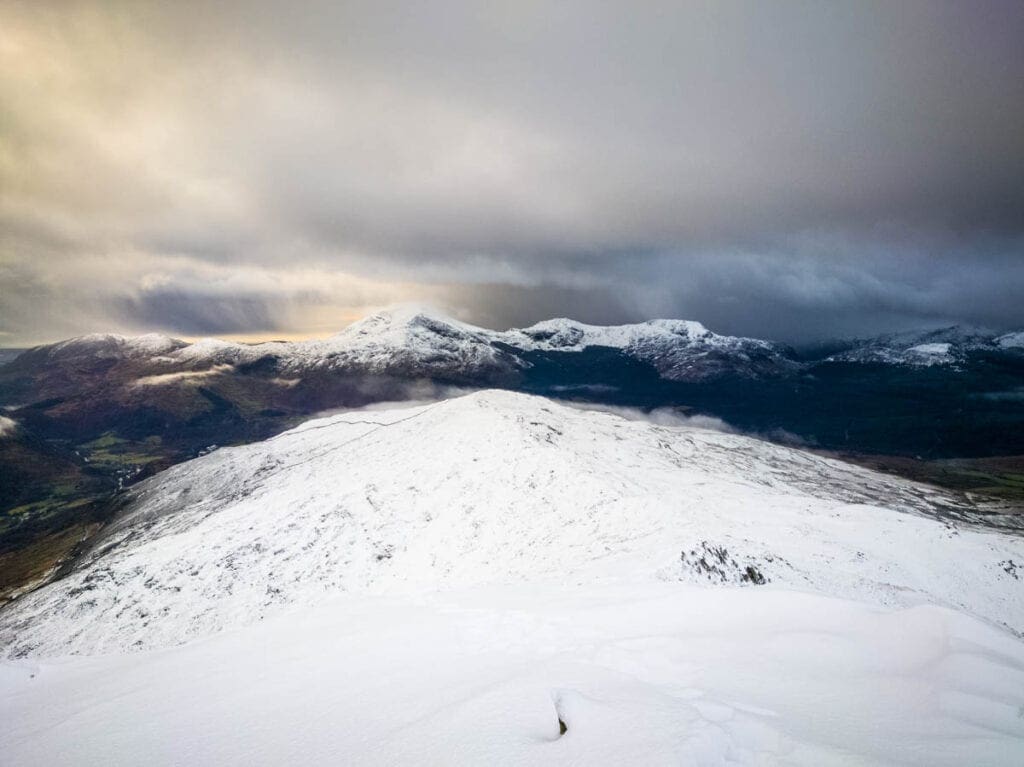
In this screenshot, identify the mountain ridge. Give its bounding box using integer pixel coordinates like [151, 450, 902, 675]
[2, 389, 1020, 658]
[8, 309, 1024, 380]
[5, 306, 799, 383]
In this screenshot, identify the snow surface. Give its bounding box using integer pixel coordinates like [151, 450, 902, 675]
[46, 332, 184, 359]
[3, 583, 1024, 766]
[3, 390, 1024, 764]
[508, 317, 712, 350]
[506, 316, 794, 380]
[907, 342, 952, 356]
[2, 390, 1021, 657]
[998, 331, 1024, 349]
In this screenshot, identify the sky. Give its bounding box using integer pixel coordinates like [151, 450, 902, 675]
[1, 0, 1023, 346]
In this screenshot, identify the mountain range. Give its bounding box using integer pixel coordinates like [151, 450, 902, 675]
[2, 307, 1023, 602]
[7, 306, 1024, 391]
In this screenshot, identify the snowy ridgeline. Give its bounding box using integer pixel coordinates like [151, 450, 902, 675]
[16, 305, 798, 382]
[1, 389, 1021, 657]
[2, 390, 1024, 765]
[19, 307, 1024, 383]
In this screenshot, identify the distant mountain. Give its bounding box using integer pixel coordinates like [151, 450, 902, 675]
[0, 306, 798, 388]
[0, 349, 26, 367]
[505, 316, 798, 380]
[7, 312, 1023, 391]
[822, 325, 1023, 368]
[2, 307, 1023, 466]
[3, 390, 1020, 658]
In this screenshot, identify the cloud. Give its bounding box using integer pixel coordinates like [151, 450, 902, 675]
[0, 415, 18, 438]
[560, 401, 737, 434]
[131, 365, 235, 388]
[1, 1, 1023, 344]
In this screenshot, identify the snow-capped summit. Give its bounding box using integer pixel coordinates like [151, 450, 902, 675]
[506, 317, 796, 380]
[508, 317, 714, 350]
[313, 305, 521, 379]
[316, 306, 797, 381]
[28, 332, 185, 362]
[330, 304, 485, 343]
[2, 389, 1019, 657]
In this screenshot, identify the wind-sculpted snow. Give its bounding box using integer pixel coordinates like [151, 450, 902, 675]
[1, 390, 1021, 657]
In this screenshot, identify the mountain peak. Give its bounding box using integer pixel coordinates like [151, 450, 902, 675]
[3, 389, 1019, 658]
[824, 323, 1020, 367]
[337, 304, 478, 336]
[31, 332, 184, 361]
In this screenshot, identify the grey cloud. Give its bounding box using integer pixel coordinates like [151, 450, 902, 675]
[1, 1, 1023, 344]
[114, 288, 286, 337]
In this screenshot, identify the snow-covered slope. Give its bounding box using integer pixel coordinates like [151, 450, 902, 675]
[4, 390, 1024, 765]
[825, 325, 1020, 367]
[2, 390, 1020, 657]
[5, 582, 1024, 766]
[17, 333, 186, 364]
[997, 330, 1024, 349]
[167, 306, 521, 380]
[506, 317, 796, 380]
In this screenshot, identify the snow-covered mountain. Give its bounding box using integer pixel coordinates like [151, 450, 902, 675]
[12, 332, 186, 366]
[8, 312, 1023, 387]
[232, 306, 797, 381]
[825, 325, 1021, 367]
[4, 306, 797, 385]
[997, 330, 1024, 349]
[506, 316, 797, 380]
[4, 390, 1024, 765]
[167, 307, 524, 380]
[2, 389, 1020, 657]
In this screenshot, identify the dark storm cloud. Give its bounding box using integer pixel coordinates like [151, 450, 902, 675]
[453, 283, 636, 331]
[1, 0, 1022, 344]
[114, 289, 286, 337]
